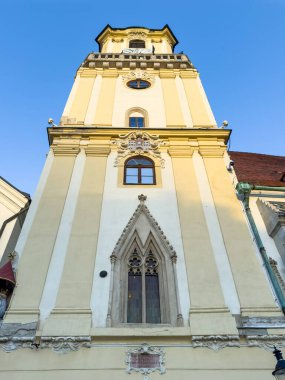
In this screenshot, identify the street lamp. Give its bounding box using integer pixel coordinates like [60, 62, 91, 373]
[272, 347, 285, 379]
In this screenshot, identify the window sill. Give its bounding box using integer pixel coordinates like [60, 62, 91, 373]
[91, 326, 190, 337]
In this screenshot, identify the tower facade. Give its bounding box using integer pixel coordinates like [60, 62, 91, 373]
[1, 25, 285, 379]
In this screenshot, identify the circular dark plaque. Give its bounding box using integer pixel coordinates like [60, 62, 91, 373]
[99, 270, 108, 278]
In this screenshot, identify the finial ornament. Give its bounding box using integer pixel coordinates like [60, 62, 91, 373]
[138, 194, 147, 204]
[8, 251, 16, 261]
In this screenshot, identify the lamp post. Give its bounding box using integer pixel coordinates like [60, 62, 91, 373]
[272, 347, 285, 379]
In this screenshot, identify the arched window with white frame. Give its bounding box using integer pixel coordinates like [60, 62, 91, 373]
[127, 108, 148, 128]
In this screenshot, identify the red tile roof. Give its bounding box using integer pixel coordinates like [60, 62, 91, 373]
[229, 151, 285, 187]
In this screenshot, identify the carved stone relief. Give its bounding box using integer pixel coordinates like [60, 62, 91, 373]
[127, 32, 148, 41]
[1, 332, 285, 353]
[113, 131, 164, 167]
[122, 69, 155, 86]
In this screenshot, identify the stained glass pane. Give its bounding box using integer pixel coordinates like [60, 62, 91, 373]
[145, 274, 160, 323]
[141, 168, 153, 176]
[137, 118, 144, 128]
[139, 81, 149, 88]
[129, 40, 145, 48]
[129, 117, 136, 127]
[127, 158, 153, 166]
[126, 176, 138, 184]
[126, 168, 138, 175]
[141, 176, 154, 184]
[127, 80, 150, 89]
[128, 273, 142, 323]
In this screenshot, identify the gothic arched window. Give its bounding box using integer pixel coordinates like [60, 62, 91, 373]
[127, 248, 160, 323]
[129, 39, 145, 48]
[107, 201, 184, 328]
[124, 156, 155, 185]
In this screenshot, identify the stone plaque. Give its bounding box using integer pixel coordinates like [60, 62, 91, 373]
[126, 343, 165, 380]
[130, 353, 160, 369]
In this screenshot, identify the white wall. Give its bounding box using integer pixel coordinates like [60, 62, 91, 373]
[112, 75, 166, 128]
[91, 151, 190, 326]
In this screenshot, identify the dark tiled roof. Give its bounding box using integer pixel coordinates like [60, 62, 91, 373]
[229, 151, 285, 187]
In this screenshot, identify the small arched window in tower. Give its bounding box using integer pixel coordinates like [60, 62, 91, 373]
[124, 156, 155, 185]
[127, 248, 160, 323]
[127, 109, 148, 128]
[129, 39, 145, 49]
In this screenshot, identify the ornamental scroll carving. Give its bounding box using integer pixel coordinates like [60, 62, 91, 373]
[113, 131, 164, 167]
[122, 70, 155, 86]
[1, 334, 285, 354]
[127, 32, 148, 41]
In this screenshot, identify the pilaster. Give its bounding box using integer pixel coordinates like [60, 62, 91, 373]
[5, 153, 78, 324]
[169, 141, 237, 335]
[181, 74, 217, 128]
[42, 144, 110, 336]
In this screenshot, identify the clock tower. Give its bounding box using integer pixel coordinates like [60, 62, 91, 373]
[1, 25, 284, 379]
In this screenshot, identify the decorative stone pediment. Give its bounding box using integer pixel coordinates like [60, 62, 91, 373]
[114, 131, 164, 167]
[122, 69, 155, 86]
[111, 195, 176, 259]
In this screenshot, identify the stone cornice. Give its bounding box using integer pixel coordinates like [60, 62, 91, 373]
[168, 146, 194, 157]
[51, 144, 80, 157]
[199, 145, 227, 158]
[48, 127, 231, 147]
[159, 70, 176, 78]
[80, 53, 195, 72]
[84, 145, 110, 157]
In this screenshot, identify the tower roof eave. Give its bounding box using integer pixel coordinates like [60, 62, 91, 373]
[95, 24, 179, 52]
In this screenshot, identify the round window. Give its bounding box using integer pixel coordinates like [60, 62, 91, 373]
[127, 79, 151, 89]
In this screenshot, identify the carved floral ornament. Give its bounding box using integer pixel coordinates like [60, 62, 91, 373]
[113, 131, 165, 167]
[122, 70, 155, 86]
[2, 334, 285, 354]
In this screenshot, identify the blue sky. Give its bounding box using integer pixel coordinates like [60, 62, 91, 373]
[1, 0, 284, 195]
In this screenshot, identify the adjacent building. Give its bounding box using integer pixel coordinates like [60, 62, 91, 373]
[230, 151, 285, 298]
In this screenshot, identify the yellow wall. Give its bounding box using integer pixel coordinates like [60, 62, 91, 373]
[0, 344, 278, 380]
[93, 75, 117, 125]
[181, 74, 215, 127]
[6, 154, 77, 323]
[160, 74, 185, 127]
[69, 75, 96, 123]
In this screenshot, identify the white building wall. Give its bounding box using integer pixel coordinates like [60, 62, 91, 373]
[250, 194, 285, 284]
[0, 218, 17, 261]
[112, 75, 166, 128]
[91, 151, 190, 326]
[225, 160, 284, 303]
